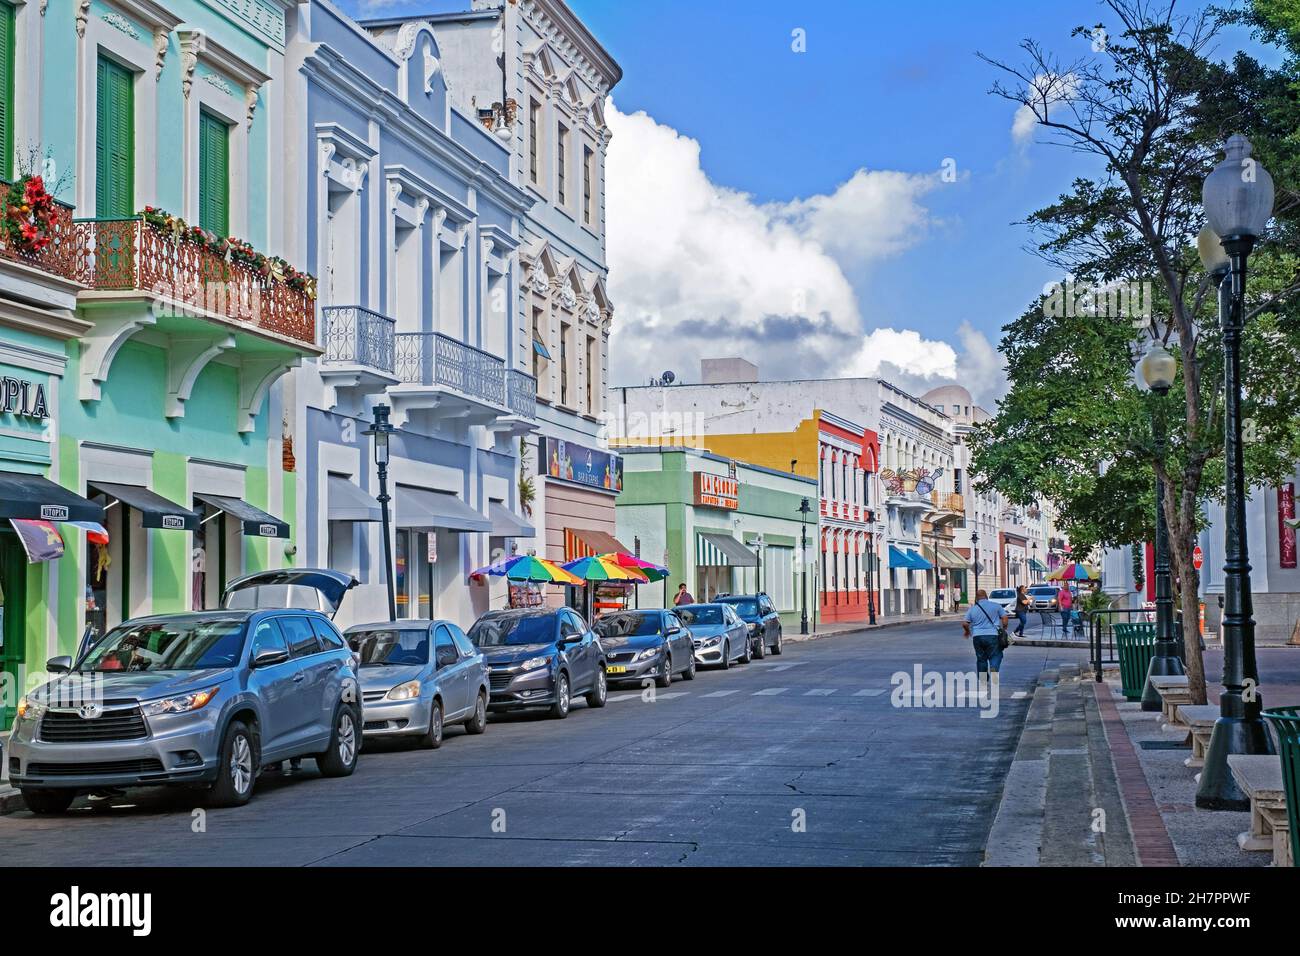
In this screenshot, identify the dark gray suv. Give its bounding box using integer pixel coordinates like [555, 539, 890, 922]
[7, 570, 361, 813]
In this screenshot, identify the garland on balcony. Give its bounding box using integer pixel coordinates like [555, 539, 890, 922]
[2, 175, 57, 255]
[139, 205, 317, 299]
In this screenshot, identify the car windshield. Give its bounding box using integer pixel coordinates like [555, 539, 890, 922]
[677, 606, 722, 625]
[80, 617, 247, 672]
[470, 614, 556, 647]
[349, 628, 430, 665]
[723, 599, 758, 617]
[991, 591, 1014, 599]
[595, 612, 661, 637]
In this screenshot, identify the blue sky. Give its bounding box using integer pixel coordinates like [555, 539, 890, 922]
[335, 0, 1270, 400]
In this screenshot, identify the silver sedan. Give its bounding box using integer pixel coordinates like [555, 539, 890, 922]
[676, 603, 750, 669]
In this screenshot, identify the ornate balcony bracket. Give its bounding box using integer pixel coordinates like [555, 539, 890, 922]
[238, 354, 300, 435]
[487, 416, 540, 437]
[78, 306, 158, 402]
[165, 333, 237, 419]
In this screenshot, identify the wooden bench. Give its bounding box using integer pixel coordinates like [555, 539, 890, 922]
[1228, 754, 1293, 868]
[1174, 705, 1220, 768]
[1151, 675, 1193, 727]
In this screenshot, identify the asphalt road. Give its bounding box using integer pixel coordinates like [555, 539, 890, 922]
[0, 620, 1090, 866]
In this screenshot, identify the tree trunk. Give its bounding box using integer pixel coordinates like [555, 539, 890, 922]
[1166, 492, 1208, 705]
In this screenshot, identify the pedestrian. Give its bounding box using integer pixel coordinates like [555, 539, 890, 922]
[1057, 583, 1073, 635]
[673, 582, 695, 607]
[1014, 584, 1030, 637]
[962, 588, 1008, 692]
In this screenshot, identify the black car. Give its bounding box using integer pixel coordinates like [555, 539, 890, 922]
[593, 609, 696, 687]
[468, 607, 607, 719]
[716, 593, 783, 657]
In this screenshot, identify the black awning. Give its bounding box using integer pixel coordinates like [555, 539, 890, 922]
[194, 493, 290, 539]
[88, 482, 199, 531]
[0, 472, 105, 523]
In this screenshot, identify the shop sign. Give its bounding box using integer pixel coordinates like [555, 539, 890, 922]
[1280, 483, 1296, 569]
[694, 472, 738, 510]
[540, 437, 623, 494]
[1, 375, 50, 421]
[160, 515, 187, 530]
[257, 523, 279, 538]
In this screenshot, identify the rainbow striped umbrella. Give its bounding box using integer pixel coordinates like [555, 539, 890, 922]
[1047, 562, 1099, 582]
[599, 552, 670, 583]
[471, 554, 584, 586]
[562, 554, 650, 583]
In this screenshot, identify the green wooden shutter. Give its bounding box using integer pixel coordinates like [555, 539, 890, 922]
[198, 110, 229, 235]
[0, 3, 14, 181]
[95, 56, 134, 218]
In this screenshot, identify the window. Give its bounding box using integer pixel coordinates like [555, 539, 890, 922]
[528, 98, 541, 184]
[559, 321, 571, 406]
[434, 625, 457, 667]
[560, 612, 583, 637]
[198, 110, 230, 235]
[250, 619, 288, 660]
[96, 56, 135, 218]
[582, 145, 594, 225]
[311, 617, 346, 650]
[556, 122, 568, 206]
[449, 624, 475, 658]
[532, 305, 549, 380]
[0, 3, 13, 180]
[282, 617, 321, 657]
[954, 468, 963, 494]
[585, 334, 598, 414]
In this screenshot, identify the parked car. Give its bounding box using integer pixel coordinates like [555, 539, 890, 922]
[7, 569, 361, 813]
[675, 603, 749, 669]
[468, 607, 607, 719]
[1027, 584, 1059, 610]
[345, 620, 488, 749]
[716, 593, 783, 657]
[988, 588, 1018, 613]
[592, 609, 696, 686]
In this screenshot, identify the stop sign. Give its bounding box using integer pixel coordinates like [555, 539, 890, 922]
[1193, 545, 1203, 570]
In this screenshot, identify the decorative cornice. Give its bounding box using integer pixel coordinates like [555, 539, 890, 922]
[76, 1, 91, 38]
[179, 30, 205, 99]
[153, 27, 168, 80]
[203, 73, 235, 98]
[102, 11, 141, 40]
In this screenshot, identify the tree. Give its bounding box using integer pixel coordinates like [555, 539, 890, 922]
[975, 0, 1300, 703]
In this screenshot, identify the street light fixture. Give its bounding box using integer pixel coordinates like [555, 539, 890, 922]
[798, 497, 811, 634]
[1137, 340, 1186, 712]
[932, 526, 942, 617]
[971, 530, 980, 597]
[363, 404, 398, 621]
[1197, 135, 1277, 810]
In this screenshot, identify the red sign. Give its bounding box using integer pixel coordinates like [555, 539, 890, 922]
[1192, 546, 1203, 571]
[694, 472, 738, 509]
[1280, 484, 1296, 568]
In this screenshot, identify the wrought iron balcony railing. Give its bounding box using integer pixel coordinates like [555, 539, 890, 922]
[0, 184, 80, 283]
[506, 369, 537, 419]
[394, 331, 506, 406]
[931, 491, 965, 513]
[322, 305, 395, 374]
[73, 217, 317, 348]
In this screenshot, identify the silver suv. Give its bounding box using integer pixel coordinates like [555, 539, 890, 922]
[7, 570, 361, 813]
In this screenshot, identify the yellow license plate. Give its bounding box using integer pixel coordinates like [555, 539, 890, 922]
[607, 665, 628, 674]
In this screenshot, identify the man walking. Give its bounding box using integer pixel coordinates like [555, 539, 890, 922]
[962, 588, 1008, 695]
[673, 582, 695, 607]
[1014, 585, 1030, 637]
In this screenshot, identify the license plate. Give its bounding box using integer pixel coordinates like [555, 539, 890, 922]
[607, 665, 628, 674]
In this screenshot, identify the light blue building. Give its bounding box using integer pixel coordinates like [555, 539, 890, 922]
[282, 1, 535, 629]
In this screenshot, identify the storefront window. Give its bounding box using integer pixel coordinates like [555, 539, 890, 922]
[395, 530, 409, 616]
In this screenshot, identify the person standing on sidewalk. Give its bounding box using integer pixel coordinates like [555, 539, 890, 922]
[673, 583, 695, 607]
[1056, 584, 1073, 635]
[1013, 585, 1030, 637]
[962, 589, 1008, 692]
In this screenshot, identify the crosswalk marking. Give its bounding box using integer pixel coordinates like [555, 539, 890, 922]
[607, 693, 639, 703]
[753, 687, 788, 696]
[854, 688, 887, 697]
[804, 688, 836, 696]
[1012, 691, 1029, 700]
[656, 692, 689, 700]
[700, 690, 741, 698]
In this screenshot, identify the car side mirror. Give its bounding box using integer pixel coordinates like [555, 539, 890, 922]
[436, 649, 458, 668]
[253, 646, 290, 668]
[46, 655, 72, 673]
[559, 633, 581, 646]
[666, 626, 681, 635]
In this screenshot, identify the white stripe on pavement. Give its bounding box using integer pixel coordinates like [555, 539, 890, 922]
[607, 693, 639, 703]
[655, 692, 689, 700]
[1012, 691, 1029, 699]
[700, 690, 741, 698]
[804, 688, 836, 696]
[753, 687, 788, 696]
[854, 689, 887, 697]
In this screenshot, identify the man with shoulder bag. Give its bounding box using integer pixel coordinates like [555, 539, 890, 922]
[962, 589, 1010, 698]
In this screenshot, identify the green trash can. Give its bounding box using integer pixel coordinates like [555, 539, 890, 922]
[1262, 707, 1300, 868]
[1112, 622, 1157, 702]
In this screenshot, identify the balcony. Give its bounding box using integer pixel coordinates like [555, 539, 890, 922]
[319, 305, 398, 408]
[0, 182, 88, 338]
[932, 491, 965, 514]
[506, 369, 537, 419]
[72, 217, 319, 432]
[391, 331, 507, 425]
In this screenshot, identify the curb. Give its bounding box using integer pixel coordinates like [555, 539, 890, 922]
[785, 615, 964, 644]
[0, 785, 23, 816]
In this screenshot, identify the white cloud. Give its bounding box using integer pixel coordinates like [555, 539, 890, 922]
[1011, 72, 1079, 146]
[603, 101, 1003, 405]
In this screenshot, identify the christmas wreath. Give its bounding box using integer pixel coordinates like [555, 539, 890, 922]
[3, 175, 57, 255]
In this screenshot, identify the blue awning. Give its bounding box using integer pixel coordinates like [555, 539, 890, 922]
[907, 549, 933, 571]
[889, 545, 912, 569]
[890, 546, 933, 571]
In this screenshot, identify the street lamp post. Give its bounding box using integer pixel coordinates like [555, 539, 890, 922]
[866, 529, 877, 624]
[1197, 136, 1277, 810]
[971, 530, 980, 597]
[798, 497, 811, 634]
[363, 404, 398, 621]
[1032, 541, 1039, 583]
[932, 527, 942, 617]
[1138, 341, 1186, 711]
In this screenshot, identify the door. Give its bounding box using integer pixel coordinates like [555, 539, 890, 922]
[433, 625, 468, 718]
[559, 610, 592, 691]
[448, 624, 482, 706]
[0, 533, 26, 730]
[665, 611, 691, 671]
[246, 618, 312, 758]
[96, 56, 134, 219]
[281, 615, 333, 748]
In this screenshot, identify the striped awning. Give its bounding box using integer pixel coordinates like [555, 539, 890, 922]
[564, 527, 631, 561]
[697, 531, 758, 568]
[1028, 557, 1048, 573]
[925, 544, 969, 570]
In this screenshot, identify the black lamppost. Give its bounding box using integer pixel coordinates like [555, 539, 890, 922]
[971, 530, 980, 597]
[1197, 136, 1277, 810]
[931, 527, 942, 617]
[364, 404, 397, 621]
[1032, 541, 1039, 583]
[1137, 340, 1186, 712]
[866, 529, 877, 624]
[799, 497, 811, 634]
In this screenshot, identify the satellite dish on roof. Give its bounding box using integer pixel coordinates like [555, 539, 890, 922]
[661, 370, 676, 385]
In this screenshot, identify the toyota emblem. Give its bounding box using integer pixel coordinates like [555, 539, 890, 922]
[78, 702, 102, 720]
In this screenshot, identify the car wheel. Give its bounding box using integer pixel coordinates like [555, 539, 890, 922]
[550, 672, 571, 719]
[20, 788, 77, 815]
[753, 634, 766, 659]
[720, 641, 731, 670]
[465, 691, 488, 734]
[738, 635, 752, 664]
[420, 698, 445, 749]
[655, 653, 673, 688]
[208, 719, 258, 807]
[586, 667, 608, 707]
[317, 703, 361, 775]
[682, 654, 696, 680]
[771, 629, 783, 655]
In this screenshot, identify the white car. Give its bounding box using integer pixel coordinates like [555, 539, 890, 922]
[988, 588, 1018, 613]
